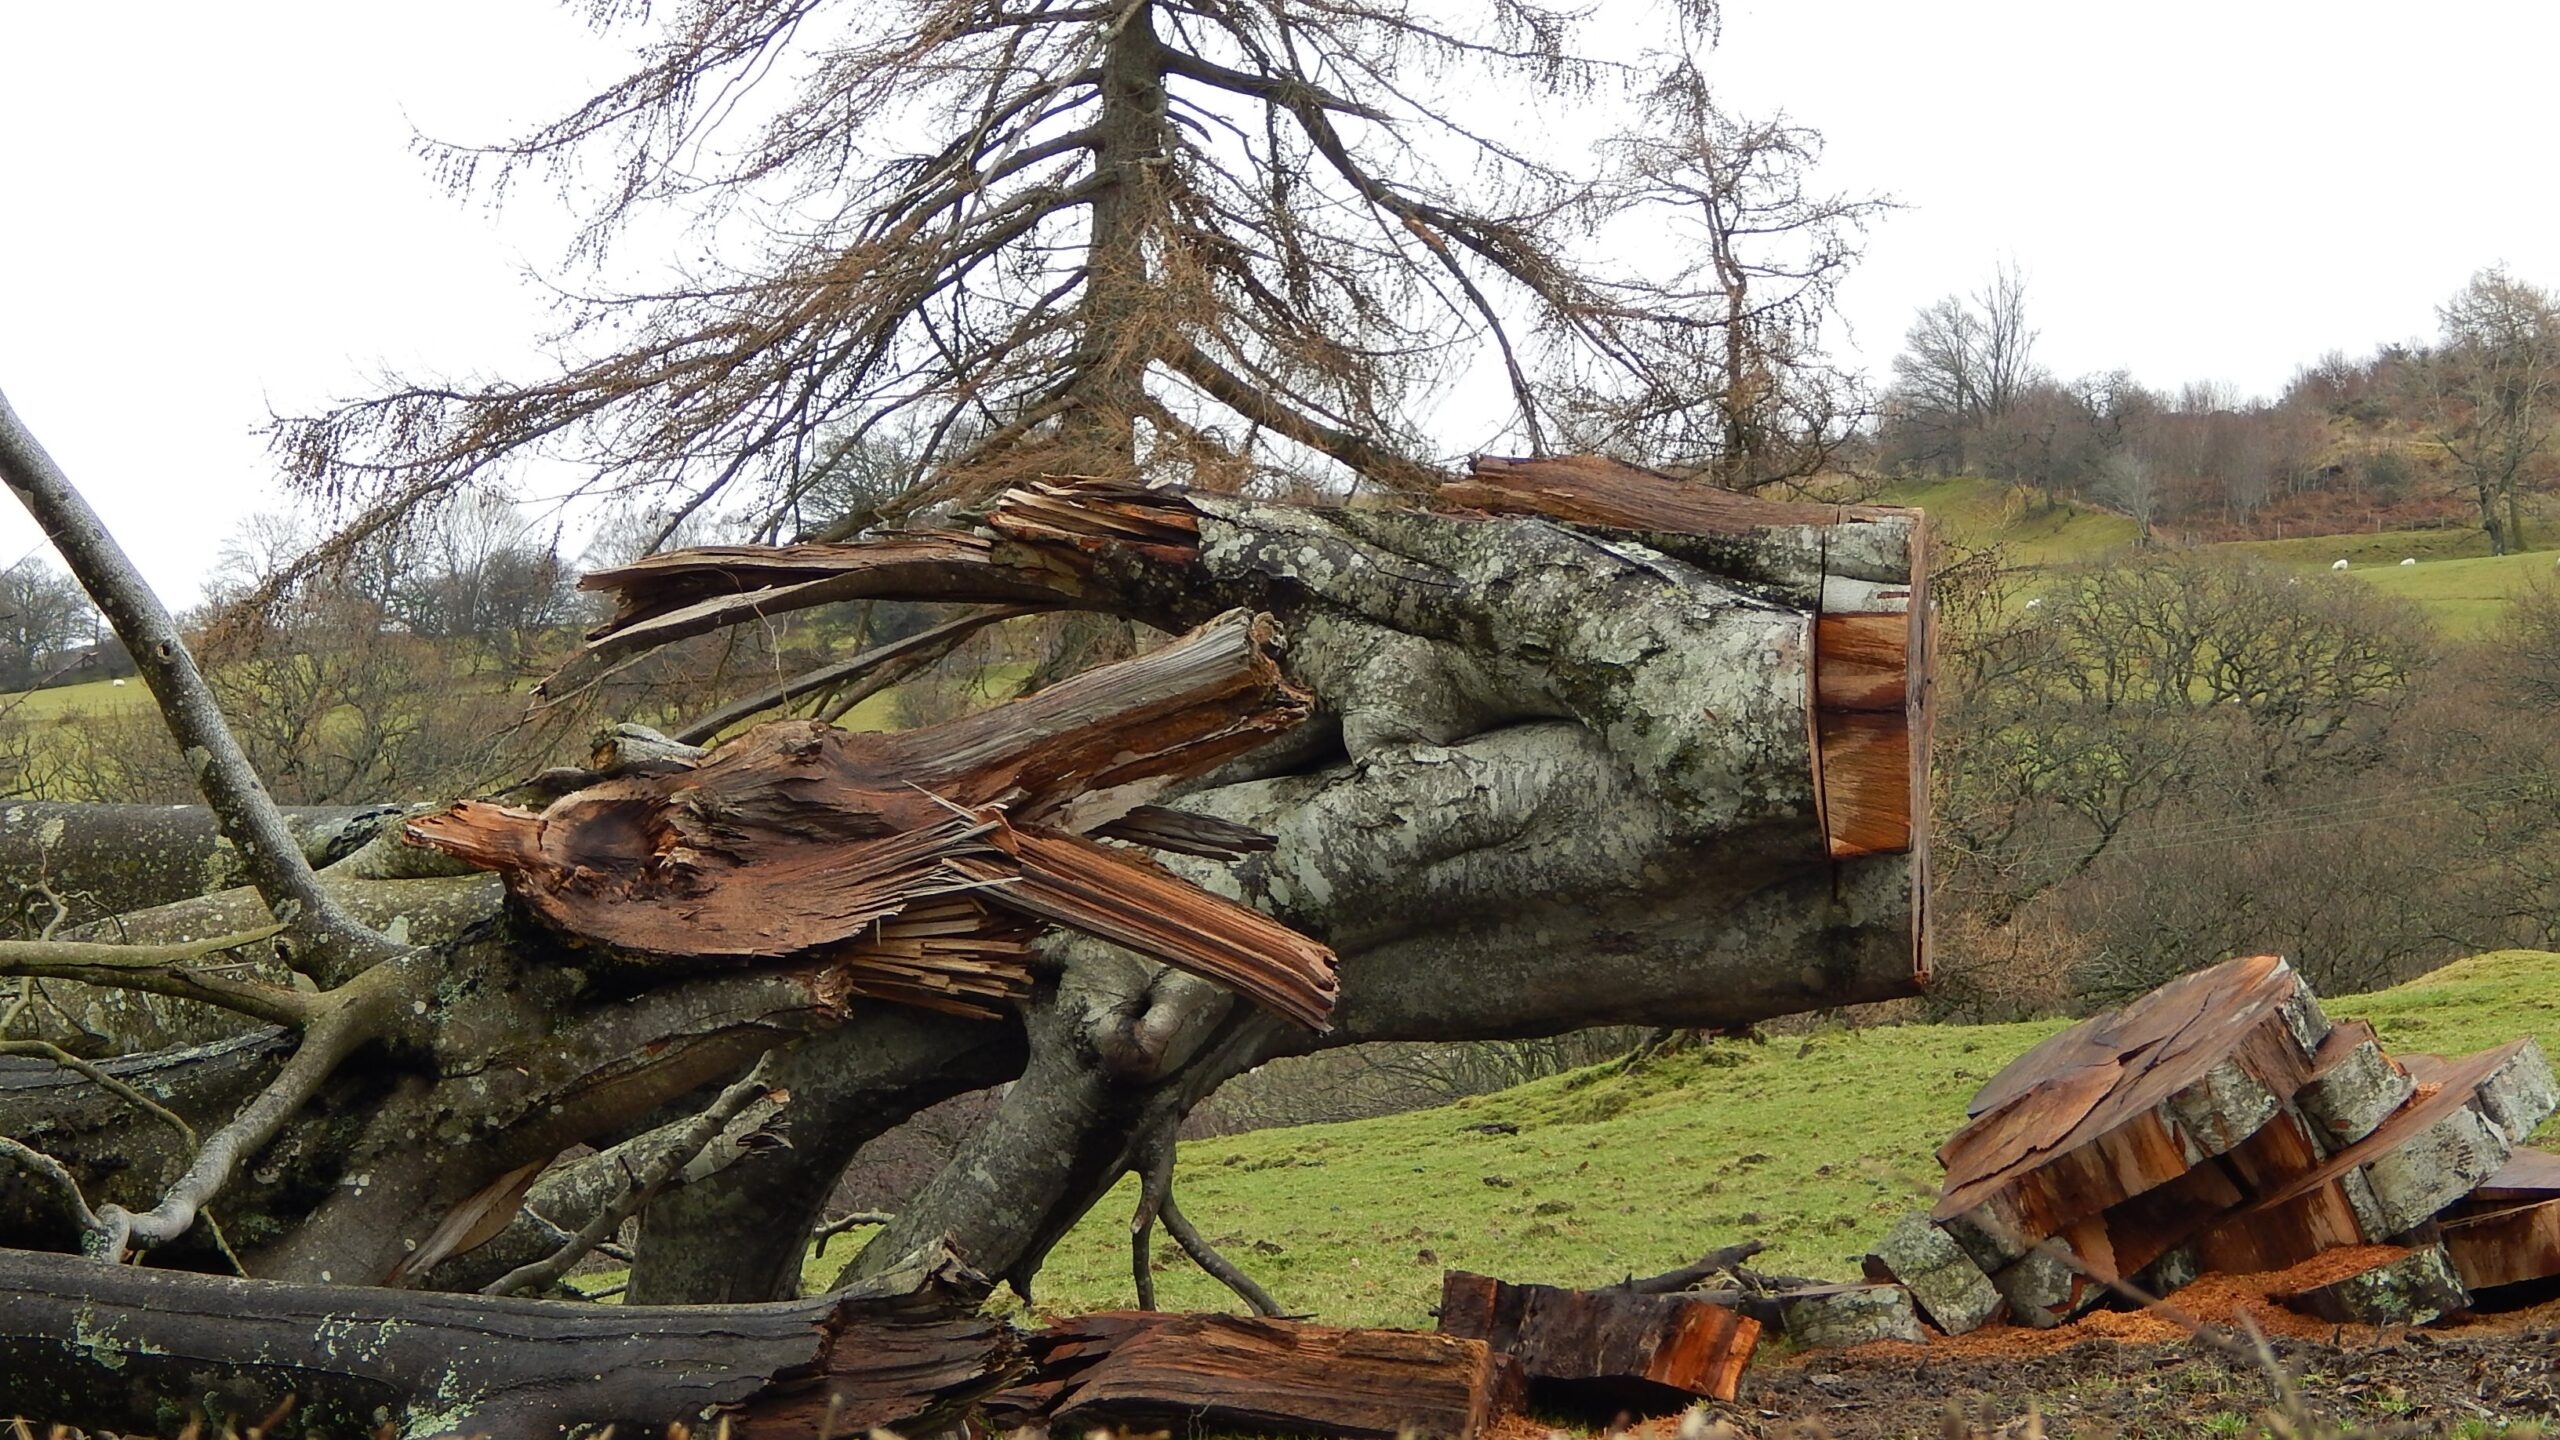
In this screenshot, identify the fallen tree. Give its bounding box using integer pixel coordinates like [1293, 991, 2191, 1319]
[0, 384, 1934, 1423]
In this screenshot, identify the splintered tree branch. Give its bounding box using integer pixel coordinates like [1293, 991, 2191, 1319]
[1160, 1191, 1284, 1319]
[0, 388, 406, 989]
[669, 604, 1049, 745]
[482, 1059, 783, 1298]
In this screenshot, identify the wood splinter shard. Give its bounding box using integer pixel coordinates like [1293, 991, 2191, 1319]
[407, 611, 1338, 1029]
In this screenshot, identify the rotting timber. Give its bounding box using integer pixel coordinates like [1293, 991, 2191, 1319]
[0, 452, 1937, 1433]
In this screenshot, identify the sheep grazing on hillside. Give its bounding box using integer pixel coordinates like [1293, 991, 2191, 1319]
[2331, 558, 2350, 570]
[2401, 557, 2417, 566]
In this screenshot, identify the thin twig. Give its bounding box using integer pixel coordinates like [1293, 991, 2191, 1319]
[812, 1210, 894, 1243]
[671, 606, 1048, 745]
[0, 926, 315, 1027]
[0, 1039, 196, 1148]
[483, 1060, 781, 1297]
[0, 1136, 110, 1241]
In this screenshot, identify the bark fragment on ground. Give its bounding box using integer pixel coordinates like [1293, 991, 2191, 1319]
[2274, 1243, 2470, 1326]
[1436, 1269, 1760, 1406]
[988, 1310, 1521, 1440]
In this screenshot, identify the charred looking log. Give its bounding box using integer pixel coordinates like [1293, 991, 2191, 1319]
[0, 1244, 1013, 1437]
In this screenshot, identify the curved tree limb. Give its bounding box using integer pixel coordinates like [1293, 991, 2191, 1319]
[0, 926, 314, 1027]
[94, 951, 424, 1258]
[0, 388, 407, 989]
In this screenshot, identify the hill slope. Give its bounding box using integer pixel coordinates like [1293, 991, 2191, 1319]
[986, 951, 2560, 1329]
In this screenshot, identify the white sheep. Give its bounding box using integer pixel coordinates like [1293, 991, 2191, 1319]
[2400, 557, 2417, 566]
[2331, 558, 2349, 571]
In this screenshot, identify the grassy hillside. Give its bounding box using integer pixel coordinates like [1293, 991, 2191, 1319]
[0, 676, 150, 721]
[939, 951, 2560, 1329]
[1873, 477, 2139, 566]
[1877, 476, 2556, 632]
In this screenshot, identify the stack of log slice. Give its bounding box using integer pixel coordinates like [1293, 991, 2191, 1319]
[1835, 954, 2560, 1345]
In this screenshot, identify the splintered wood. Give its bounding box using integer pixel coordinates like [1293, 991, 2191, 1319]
[988, 1312, 1522, 1440]
[409, 611, 1337, 1028]
[1436, 1271, 1760, 1406]
[1820, 954, 2560, 1347]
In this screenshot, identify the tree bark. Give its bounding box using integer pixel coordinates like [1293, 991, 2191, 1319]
[3, 456, 1938, 1337]
[0, 1244, 1013, 1437]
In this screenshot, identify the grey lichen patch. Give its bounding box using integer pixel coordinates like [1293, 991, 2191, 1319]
[2299, 1039, 2415, 1149]
[1864, 1212, 2003, 1334]
[2364, 1106, 2510, 1235]
[2164, 1059, 2280, 1158]
[2279, 1243, 2468, 1326]
[1781, 1284, 1927, 1347]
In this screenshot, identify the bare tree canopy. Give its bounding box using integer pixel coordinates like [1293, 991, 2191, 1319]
[261, 0, 1935, 567]
[2418, 265, 2560, 555]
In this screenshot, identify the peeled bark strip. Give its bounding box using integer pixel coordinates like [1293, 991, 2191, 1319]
[0, 1244, 1014, 1437]
[1435, 1270, 1759, 1407]
[990, 1311, 1520, 1440]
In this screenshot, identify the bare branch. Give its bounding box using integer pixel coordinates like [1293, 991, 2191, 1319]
[482, 1059, 782, 1297]
[0, 926, 317, 1027]
[0, 389, 406, 988]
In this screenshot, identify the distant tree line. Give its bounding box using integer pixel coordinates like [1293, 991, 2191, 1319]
[1877, 266, 2560, 553]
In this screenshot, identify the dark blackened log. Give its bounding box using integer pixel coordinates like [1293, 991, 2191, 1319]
[0, 1244, 1012, 1437]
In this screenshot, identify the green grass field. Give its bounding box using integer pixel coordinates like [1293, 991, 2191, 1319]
[1878, 476, 2556, 633]
[1875, 477, 2140, 566]
[900, 950, 2560, 1329]
[0, 676, 151, 721]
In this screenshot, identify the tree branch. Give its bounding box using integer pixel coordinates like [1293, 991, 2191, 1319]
[0, 926, 317, 1027]
[95, 953, 422, 1256]
[0, 389, 407, 989]
[482, 1059, 781, 1298]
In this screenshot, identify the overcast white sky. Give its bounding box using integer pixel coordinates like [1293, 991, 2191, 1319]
[2, 0, 2554, 601]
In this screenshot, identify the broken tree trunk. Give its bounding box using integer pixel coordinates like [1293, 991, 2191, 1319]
[0, 1244, 1014, 1437]
[3, 453, 1938, 1318]
[988, 1311, 1521, 1440]
[1436, 1269, 1760, 1407]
